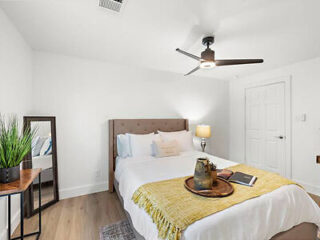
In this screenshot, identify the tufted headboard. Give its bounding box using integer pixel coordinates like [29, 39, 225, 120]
[108, 119, 189, 192]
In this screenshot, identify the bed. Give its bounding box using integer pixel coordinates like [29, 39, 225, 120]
[32, 154, 53, 170]
[108, 119, 320, 240]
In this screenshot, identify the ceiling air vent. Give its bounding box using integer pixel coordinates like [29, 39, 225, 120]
[99, 0, 123, 12]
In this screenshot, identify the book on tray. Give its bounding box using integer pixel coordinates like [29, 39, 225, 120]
[228, 172, 257, 187]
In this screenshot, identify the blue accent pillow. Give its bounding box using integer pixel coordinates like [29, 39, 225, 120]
[44, 139, 52, 155]
[117, 134, 131, 158]
[32, 137, 46, 157]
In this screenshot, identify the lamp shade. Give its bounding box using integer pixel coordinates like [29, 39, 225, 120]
[196, 125, 211, 138]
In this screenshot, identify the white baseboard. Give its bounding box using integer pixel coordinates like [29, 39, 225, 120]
[0, 229, 4, 240]
[0, 200, 21, 240]
[293, 178, 320, 196]
[59, 181, 108, 200]
[1, 226, 6, 240]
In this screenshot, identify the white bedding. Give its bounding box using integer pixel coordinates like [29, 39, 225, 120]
[115, 151, 320, 240]
[32, 154, 53, 170]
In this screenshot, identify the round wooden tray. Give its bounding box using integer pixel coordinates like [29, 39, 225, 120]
[184, 177, 234, 197]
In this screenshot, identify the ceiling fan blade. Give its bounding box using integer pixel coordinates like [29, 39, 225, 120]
[176, 48, 201, 61]
[215, 59, 263, 66]
[185, 66, 200, 76]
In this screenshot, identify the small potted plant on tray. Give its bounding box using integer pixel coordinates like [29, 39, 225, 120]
[0, 116, 35, 183]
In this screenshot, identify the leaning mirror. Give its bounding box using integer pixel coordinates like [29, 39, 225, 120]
[23, 116, 59, 217]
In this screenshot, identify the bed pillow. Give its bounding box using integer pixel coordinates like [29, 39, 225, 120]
[153, 140, 180, 158]
[40, 137, 52, 156]
[128, 133, 160, 157]
[44, 138, 52, 155]
[158, 130, 194, 152]
[117, 134, 131, 158]
[32, 137, 47, 157]
[31, 136, 40, 156]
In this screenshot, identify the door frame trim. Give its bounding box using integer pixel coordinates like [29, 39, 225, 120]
[244, 75, 292, 178]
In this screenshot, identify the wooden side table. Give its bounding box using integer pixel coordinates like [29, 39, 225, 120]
[0, 169, 42, 240]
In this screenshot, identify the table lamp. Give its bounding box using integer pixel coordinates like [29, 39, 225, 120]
[196, 125, 211, 152]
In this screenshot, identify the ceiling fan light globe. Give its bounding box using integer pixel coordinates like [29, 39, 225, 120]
[200, 61, 215, 69]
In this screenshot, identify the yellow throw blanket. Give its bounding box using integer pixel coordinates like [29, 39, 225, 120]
[132, 164, 298, 240]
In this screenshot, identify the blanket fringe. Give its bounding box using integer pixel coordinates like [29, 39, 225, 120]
[132, 190, 181, 240]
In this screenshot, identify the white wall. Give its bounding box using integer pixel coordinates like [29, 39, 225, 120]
[0, 8, 33, 239]
[229, 57, 320, 195]
[32, 51, 229, 199]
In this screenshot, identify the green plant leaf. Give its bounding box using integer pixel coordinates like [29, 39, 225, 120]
[0, 115, 37, 168]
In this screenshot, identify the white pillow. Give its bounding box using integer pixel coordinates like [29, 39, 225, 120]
[117, 134, 131, 158]
[31, 136, 40, 156]
[128, 133, 160, 157]
[158, 131, 194, 152]
[32, 137, 46, 157]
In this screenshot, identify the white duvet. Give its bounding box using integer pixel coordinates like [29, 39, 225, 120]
[115, 151, 320, 240]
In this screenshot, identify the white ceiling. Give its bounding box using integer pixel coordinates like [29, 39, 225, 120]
[1, 0, 320, 80]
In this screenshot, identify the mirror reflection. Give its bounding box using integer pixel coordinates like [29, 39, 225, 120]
[31, 121, 54, 208]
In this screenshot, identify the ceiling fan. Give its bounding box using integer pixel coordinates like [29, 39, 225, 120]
[176, 36, 263, 76]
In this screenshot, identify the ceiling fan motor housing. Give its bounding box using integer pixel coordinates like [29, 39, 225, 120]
[201, 49, 215, 62]
[200, 49, 215, 69]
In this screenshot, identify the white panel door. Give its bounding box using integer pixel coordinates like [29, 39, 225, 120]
[245, 82, 285, 175]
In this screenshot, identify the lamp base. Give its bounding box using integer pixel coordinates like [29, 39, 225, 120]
[200, 138, 206, 152]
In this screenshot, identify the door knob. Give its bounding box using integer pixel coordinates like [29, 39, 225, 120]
[276, 136, 285, 139]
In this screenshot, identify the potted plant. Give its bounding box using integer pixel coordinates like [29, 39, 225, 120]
[0, 116, 36, 183]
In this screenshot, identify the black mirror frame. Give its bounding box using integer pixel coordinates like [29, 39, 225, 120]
[23, 116, 59, 217]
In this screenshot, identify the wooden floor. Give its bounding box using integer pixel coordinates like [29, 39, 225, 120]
[12, 191, 320, 240]
[12, 192, 127, 240]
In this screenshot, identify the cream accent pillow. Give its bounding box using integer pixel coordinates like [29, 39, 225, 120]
[153, 140, 180, 158]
